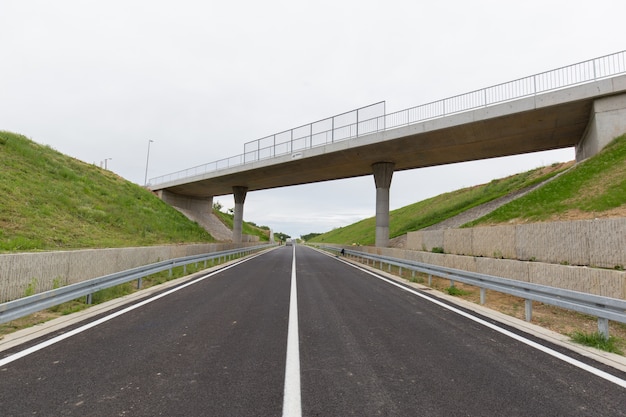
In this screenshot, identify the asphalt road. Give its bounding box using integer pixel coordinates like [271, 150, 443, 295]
[1, 245, 625, 416]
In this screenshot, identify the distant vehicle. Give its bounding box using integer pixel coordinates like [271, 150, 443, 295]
[285, 238, 294, 246]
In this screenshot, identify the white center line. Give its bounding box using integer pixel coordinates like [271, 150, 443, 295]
[282, 244, 302, 417]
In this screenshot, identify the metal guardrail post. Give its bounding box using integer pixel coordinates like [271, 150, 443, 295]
[525, 300, 533, 322]
[598, 318, 610, 339]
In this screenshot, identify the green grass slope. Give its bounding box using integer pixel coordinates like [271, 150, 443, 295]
[310, 133, 626, 245]
[0, 131, 215, 251]
[465, 134, 626, 226]
[212, 209, 271, 241]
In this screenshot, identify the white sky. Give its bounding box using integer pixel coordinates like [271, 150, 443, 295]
[1, 0, 624, 238]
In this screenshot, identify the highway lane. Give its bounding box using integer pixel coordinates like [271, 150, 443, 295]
[0, 248, 293, 416]
[296, 246, 626, 416]
[1, 244, 625, 416]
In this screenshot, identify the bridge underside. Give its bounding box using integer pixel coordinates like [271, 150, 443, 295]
[153, 75, 626, 246]
[161, 92, 606, 198]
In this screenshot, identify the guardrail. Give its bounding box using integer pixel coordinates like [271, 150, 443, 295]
[319, 246, 626, 339]
[0, 244, 275, 325]
[149, 50, 626, 187]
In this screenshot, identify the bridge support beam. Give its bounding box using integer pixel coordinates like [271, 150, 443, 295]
[232, 186, 248, 244]
[372, 162, 395, 248]
[577, 93, 626, 161]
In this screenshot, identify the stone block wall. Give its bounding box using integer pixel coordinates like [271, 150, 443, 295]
[342, 244, 626, 300]
[407, 218, 625, 269]
[0, 243, 258, 303]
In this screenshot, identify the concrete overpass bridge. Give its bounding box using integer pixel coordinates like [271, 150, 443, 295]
[149, 51, 626, 246]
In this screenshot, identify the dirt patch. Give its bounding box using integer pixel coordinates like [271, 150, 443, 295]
[0, 310, 62, 338]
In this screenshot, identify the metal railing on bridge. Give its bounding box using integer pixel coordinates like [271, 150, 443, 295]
[149, 50, 626, 187]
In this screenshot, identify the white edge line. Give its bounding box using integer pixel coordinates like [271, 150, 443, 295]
[282, 244, 302, 417]
[0, 253, 263, 368]
[336, 254, 626, 390]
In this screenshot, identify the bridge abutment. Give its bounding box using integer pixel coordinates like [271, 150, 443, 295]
[372, 162, 395, 248]
[157, 190, 213, 220]
[577, 93, 626, 161]
[156, 189, 215, 231]
[232, 186, 248, 244]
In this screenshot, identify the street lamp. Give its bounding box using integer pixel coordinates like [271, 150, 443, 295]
[104, 158, 112, 170]
[144, 139, 154, 186]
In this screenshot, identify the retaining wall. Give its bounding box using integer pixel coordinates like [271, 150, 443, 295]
[344, 245, 626, 300]
[0, 243, 258, 303]
[406, 218, 626, 269]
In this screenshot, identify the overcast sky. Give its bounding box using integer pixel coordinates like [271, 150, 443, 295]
[2, 1, 624, 238]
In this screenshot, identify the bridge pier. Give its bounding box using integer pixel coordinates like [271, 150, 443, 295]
[577, 93, 626, 161]
[232, 186, 248, 244]
[372, 162, 395, 248]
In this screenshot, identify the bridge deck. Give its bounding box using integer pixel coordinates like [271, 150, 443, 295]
[153, 74, 626, 198]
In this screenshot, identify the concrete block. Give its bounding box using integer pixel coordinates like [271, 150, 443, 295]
[476, 257, 530, 282]
[587, 218, 626, 269]
[515, 221, 591, 265]
[472, 225, 516, 259]
[406, 231, 424, 251]
[443, 228, 473, 256]
[526, 262, 625, 298]
[445, 254, 477, 273]
[422, 230, 444, 252]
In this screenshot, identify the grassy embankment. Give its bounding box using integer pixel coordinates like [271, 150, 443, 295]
[0, 131, 215, 251]
[213, 209, 270, 241]
[310, 134, 626, 245]
[308, 163, 567, 245]
[0, 131, 271, 251]
[465, 133, 626, 226]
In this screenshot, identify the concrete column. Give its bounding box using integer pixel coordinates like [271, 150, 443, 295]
[232, 186, 248, 244]
[372, 162, 395, 248]
[577, 93, 626, 161]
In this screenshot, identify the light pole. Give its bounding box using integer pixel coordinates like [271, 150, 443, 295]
[144, 139, 154, 186]
[104, 158, 112, 170]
